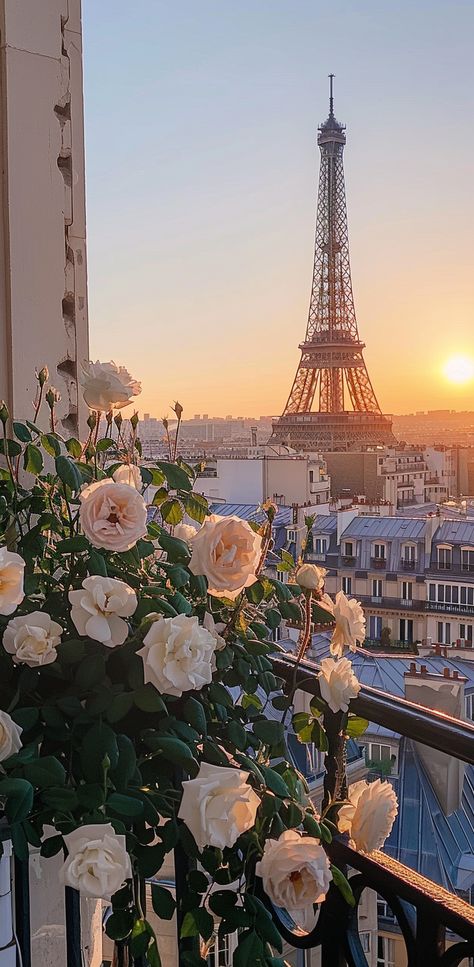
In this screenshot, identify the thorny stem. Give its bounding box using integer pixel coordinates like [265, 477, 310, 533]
[33, 384, 44, 423]
[172, 415, 182, 462]
[295, 591, 313, 663]
[322, 708, 348, 812]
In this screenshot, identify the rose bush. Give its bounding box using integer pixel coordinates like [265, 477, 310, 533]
[0, 368, 395, 965]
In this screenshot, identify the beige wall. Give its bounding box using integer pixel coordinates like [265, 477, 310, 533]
[324, 451, 382, 501]
[0, 0, 89, 435]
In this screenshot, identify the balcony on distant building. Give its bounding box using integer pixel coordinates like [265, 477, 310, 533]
[371, 556, 386, 569]
[400, 558, 416, 571]
[358, 594, 425, 612]
[342, 554, 356, 566]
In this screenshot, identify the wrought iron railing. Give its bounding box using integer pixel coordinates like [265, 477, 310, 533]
[9, 652, 474, 967]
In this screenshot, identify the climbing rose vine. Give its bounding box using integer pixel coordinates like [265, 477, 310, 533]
[0, 366, 397, 965]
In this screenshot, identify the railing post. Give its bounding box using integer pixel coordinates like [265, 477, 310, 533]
[416, 912, 445, 965]
[322, 708, 347, 811]
[174, 841, 199, 967]
[14, 857, 31, 967]
[65, 887, 82, 967]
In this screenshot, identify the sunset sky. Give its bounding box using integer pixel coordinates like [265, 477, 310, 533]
[83, 0, 474, 420]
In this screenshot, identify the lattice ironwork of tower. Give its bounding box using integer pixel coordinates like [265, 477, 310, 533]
[271, 78, 396, 452]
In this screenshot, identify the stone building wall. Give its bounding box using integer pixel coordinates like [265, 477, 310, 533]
[0, 0, 89, 435]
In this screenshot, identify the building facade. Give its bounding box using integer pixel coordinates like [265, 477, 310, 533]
[0, 0, 89, 436]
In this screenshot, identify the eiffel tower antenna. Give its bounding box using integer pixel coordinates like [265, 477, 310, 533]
[271, 80, 395, 451]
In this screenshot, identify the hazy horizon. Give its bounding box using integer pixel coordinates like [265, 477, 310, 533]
[83, 1, 474, 420]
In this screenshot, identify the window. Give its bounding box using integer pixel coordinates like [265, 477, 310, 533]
[342, 576, 352, 595]
[460, 624, 473, 643]
[377, 896, 396, 921]
[367, 742, 397, 773]
[402, 543, 416, 563]
[401, 581, 412, 602]
[369, 615, 382, 639]
[287, 529, 297, 543]
[344, 541, 354, 556]
[309, 470, 314, 483]
[271, 624, 282, 643]
[399, 618, 413, 643]
[462, 549, 474, 572]
[372, 579, 382, 599]
[374, 543, 386, 560]
[360, 932, 371, 954]
[437, 546, 452, 570]
[207, 936, 232, 967]
[437, 621, 451, 644]
[429, 583, 436, 601]
[377, 936, 395, 967]
[314, 536, 327, 555]
[466, 694, 474, 720]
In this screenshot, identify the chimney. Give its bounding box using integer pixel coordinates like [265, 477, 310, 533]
[404, 664, 467, 815]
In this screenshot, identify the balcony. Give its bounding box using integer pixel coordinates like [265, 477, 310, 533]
[427, 600, 474, 617]
[342, 554, 356, 566]
[358, 594, 425, 612]
[362, 637, 418, 653]
[371, 557, 386, 569]
[400, 557, 416, 570]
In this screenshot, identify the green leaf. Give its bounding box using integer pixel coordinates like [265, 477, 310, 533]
[41, 433, 61, 457]
[107, 793, 144, 817]
[330, 865, 355, 907]
[24, 443, 43, 475]
[157, 461, 192, 492]
[65, 438, 82, 458]
[180, 908, 214, 941]
[80, 722, 119, 781]
[265, 608, 282, 630]
[160, 499, 183, 525]
[234, 930, 265, 966]
[149, 468, 165, 487]
[151, 737, 198, 776]
[22, 756, 66, 789]
[303, 813, 322, 839]
[158, 532, 191, 562]
[106, 692, 133, 723]
[88, 549, 108, 576]
[13, 422, 32, 442]
[133, 685, 166, 713]
[56, 535, 89, 553]
[183, 697, 207, 735]
[40, 834, 64, 857]
[105, 911, 134, 941]
[151, 885, 176, 920]
[244, 895, 282, 951]
[241, 693, 262, 711]
[41, 787, 78, 810]
[0, 778, 34, 823]
[245, 581, 265, 605]
[152, 487, 168, 507]
[183, 492, 208, 524]
[281, 549, 295, 567]
[345, 715, 369, 739]
[96, 438, 116, 452]
[311, 719, 329, 752]
[0, 438, 21, 457]
[55, 454, 82, 491]
[253, 720, 285, 746]
[259, 764, 289, 798]
[168, 564, 190, 589]
[268, 578, 293, 603]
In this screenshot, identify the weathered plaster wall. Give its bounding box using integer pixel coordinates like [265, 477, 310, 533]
[0, 0, 89, 436]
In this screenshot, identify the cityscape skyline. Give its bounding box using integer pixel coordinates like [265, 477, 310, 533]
[83, 0, 474, 419]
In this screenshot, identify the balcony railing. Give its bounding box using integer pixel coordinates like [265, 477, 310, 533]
[400, 558, 416, 570]
[11, 655, 474, 967]
[362, 637, 418, 653]
[427, 600, 474, 617]
[370, 557, 386, 569]
[357, 594, 426, 612]
[342, 554, 356, 566]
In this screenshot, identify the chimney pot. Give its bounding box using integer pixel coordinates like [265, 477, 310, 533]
[409, 662, 417, 674]
[443, 668, 450, 678]
[453, 670, 459, 680]
[421, 664, 428, 675]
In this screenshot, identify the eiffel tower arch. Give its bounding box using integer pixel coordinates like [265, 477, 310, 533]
[271, 77, 396, 452]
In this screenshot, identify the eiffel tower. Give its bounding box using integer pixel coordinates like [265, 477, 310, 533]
[271, 78, 396, 452]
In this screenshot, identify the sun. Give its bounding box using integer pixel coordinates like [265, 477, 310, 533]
[443, 354, 474, 385]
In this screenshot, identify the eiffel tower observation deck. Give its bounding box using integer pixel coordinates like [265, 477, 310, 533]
[271, 77, 396, 452]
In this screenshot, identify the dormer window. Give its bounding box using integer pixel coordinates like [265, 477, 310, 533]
[402, 543, 416, 562]
[437, 545, 452, 570]
[461, 547, 474, 573]
[314, 535, 328, 555]
[373, 543, 386, 560]
[344, 541, 354, 557]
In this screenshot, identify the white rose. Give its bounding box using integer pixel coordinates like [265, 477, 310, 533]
[189, 514, 262, 600]
[256, 829, 332, 928]
[318, 656, 360, 714]
[59, 823, 131, 899]
[178, 762, 260, 849]
[338, 779, 398, 853]
[173, 522, 198, 543]
[80, 360, 141, 411]
[79, 479, 147, 552]
[3, 611, 63, 666]
[0, 547, 25, 616]
[0, 711, 22, 762]
[113, 464, 142, 490]
[137, 614, 217, 697]
[202, 611, 226, 651]
[295, 563, 326, 591]
[69, 576, 138, 647]
[330, 591, 366, 658]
